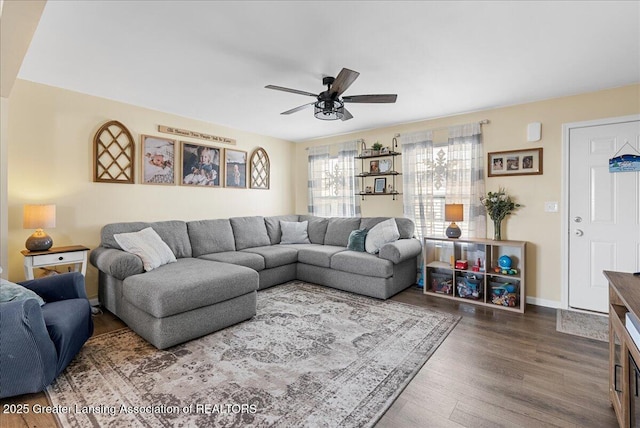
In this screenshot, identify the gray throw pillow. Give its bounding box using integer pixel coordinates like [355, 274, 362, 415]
[280, 221, 311, 244]
[0, 279, 45, 306]
[347, 228, 368, 252]
[114, 227, 177, 272]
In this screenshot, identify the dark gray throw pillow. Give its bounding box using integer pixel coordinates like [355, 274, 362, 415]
[347, 228, 368, 252]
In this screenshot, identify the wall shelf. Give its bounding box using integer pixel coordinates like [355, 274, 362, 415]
[355, 151, 401, 200]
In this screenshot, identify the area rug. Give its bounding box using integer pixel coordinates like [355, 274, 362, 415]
[556, 309, 609, 342]
[46, 281, 460, 428]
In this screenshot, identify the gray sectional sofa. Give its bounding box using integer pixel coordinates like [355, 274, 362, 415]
[90, 215, 421, 349]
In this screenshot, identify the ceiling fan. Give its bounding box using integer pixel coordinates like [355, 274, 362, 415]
[265, 68, 397, 121]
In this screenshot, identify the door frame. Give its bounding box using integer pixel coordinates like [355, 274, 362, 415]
[561, 114, 640, 311]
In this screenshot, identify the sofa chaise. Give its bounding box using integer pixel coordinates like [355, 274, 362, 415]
[90, 215, 421, 349]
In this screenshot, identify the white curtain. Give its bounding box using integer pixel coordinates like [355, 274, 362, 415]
[308, 141, 361, 217]
[401, 130, 435, 239]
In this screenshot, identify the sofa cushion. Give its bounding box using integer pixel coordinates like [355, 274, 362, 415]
[297, 245, 346, 268]
[365, 218, 400, 254]
[265, 215, 299, 244]
[102, 221, 192, 258]
[122, 258, 258, 318]
[199, 251, 265, 271]
[280, 221, 311, 244]
[324, 217, 362, 247]
[187, 219, 236, 257]
[360, 217, 414, 239]
[347, 228, 368, 252]
[331, 251, 394, 278]
[114, 227, 177, 272]
[230, 216, 271, 250]
[241, 246, 298, 269]
[298, 215, 329, 244]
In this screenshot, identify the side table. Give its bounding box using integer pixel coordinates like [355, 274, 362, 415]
[21, 245, 90, 280]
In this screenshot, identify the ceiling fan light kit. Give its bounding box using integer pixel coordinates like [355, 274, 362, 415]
[265, 68, 397, 121]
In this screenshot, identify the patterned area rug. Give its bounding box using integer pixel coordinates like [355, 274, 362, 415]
[556, 309, 609, 342]
[46, 282, 460, 427]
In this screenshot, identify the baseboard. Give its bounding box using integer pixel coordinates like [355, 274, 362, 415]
[526, 296, 561, 309]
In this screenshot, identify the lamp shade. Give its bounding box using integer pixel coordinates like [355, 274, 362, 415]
[445, 204, 464, 222]
[23, 204, 56, 229]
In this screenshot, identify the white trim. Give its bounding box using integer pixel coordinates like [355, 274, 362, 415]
[526, 296, 561, 309]
[560, 114, 640, 310]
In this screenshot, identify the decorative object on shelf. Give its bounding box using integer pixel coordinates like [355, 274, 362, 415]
[444, 204, 464, 238]
[374, 177, 386, 193]
[387, 184, 394, 193]
[250, 147, 270, 189]
[361, 149, 372, 157]
[180, 142, 222, 187]
[141, 135, 176, 185]
[380, 147, 390, 155]
[369, 160, 380, 173]
[480, 188, 522, 240]
[365, 186, 373, 194]
[23, 204, 56, 251]
[379, 159, 392, 173]
[93, 120, 135, 184]
[488, 148, 543, 177]
[498, 255, 512, 269]
[225, 149, 247, 188]
[609, 141, 640, 173]
[371, 142, 383, 156]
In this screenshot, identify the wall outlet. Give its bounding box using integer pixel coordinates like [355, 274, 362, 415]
[544, 201, 559, 212]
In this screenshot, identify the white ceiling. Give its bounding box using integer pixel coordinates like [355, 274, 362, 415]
[18, 1, 640, 143]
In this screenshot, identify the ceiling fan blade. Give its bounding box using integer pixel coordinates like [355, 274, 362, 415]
[329, 68, 360, 97]
[281, 103, 314, 115]
[343, 94, 398, 103]
[265, 85, 318, 98]
[340, 107, 354, 121]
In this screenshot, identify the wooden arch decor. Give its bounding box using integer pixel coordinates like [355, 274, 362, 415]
[250, 147, 270, 189]
[93, 120, 135, 183]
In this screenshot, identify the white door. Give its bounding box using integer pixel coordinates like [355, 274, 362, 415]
[568, 119, 640, 313]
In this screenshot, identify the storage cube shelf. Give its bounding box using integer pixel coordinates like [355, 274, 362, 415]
[423, 236, 526, 313]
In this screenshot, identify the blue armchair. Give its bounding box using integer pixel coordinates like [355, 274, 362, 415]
[0, 272, 94, 398]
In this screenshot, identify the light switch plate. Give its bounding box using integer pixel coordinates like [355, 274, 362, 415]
[544, 201, 559, 212]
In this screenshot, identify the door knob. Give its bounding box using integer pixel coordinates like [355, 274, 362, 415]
[573, 216, 582, 223]
[574, 229, 584, 237]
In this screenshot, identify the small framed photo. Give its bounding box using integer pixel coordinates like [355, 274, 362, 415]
[225, 149, 247, 188]
[488, 148, 543, 177]
[380, 147, 390, 154]
[181, 142, 222, 186]
[379, 159, 392, 173]
[141, 135, 176, 185]
[374, 177, 387, 193]
[369, 160, 380, 174]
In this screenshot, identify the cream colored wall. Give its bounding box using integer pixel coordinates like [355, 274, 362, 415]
[294, 84, 640, 305]
[7, 80, 295, 299]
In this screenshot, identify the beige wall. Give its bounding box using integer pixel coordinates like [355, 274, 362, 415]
[294, 84, 640, 306]
[7, 80, 295, 298]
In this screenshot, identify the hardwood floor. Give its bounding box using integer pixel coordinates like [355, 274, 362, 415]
[1, 287, 616, 428]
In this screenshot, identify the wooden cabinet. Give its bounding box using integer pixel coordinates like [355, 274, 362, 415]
[423, 236, 526, 313]
[355, 151, 401, 200]
[605, 270, 640, 427]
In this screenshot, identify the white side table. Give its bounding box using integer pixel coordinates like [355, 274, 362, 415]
[21, 245, 90, 280]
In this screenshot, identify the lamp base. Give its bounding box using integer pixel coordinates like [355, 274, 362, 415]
[25, 230, 53, 252]
[445, 222, 461, 239]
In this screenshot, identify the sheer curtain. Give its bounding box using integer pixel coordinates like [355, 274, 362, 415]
[401, 130, 435, 239]
[307, 140, 361, 217]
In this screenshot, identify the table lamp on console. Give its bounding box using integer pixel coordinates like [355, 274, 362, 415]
[23, 204, 56, 252]
[445, 203, 463, 239]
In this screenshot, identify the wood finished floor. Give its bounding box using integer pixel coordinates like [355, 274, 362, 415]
[1, 286, 617, 428]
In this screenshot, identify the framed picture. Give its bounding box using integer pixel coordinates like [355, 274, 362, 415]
[370, 160, 380, 174]
[374, 177, 387, 193]
[488, 148, 543, 177]
[379, 159, 392, 173]
[381, 147, 390, 154]
[225, 149, 247, 188]
[141, 135, 176, 185]
[180, 142, 222, 186]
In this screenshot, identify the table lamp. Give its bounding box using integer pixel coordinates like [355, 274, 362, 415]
[445, 204, 463, 238]
[23, 204, 56, 251]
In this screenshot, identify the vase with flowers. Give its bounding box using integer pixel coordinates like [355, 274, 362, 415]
[480, 188, 522, 240]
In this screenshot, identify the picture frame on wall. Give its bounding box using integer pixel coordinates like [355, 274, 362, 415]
[225, 149, 247, 188]
[374, 177, 387, 193]
[141, 135, 176, 185]
[488, 147, 543, 177]
[180, 142, 222, 186]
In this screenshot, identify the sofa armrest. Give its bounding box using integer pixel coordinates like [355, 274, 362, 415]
[19, 272, 87, 302]
[378, 238, 422, 264]
[90, 247, 144, 280]
[0, 299, 57, 398]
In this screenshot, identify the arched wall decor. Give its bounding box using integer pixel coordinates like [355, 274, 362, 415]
[93, 120, 135, 183]
[249, 147, 270, 189]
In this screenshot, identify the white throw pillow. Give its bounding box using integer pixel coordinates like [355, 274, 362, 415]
[280, 220, 311, 244]
[365, 218, 400, 254]
[114, 227, 176, 272]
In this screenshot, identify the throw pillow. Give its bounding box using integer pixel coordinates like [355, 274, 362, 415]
[280, 220, 311, 244]
[365, 218, 400, 254]
[347, 228, 368, 252]
[114, 227, 177, 272]
[0, 278, 45, 306]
